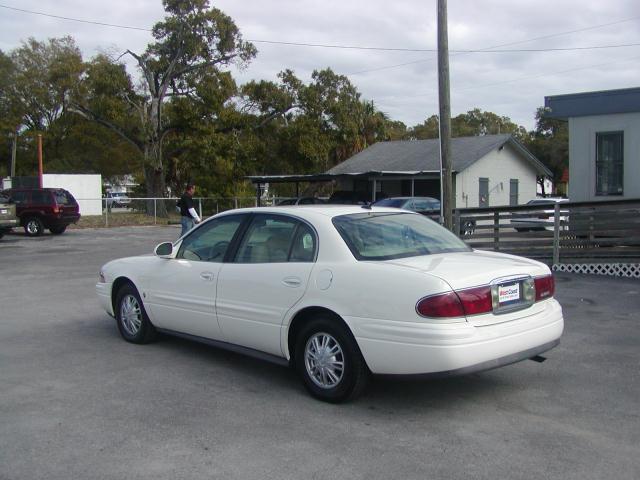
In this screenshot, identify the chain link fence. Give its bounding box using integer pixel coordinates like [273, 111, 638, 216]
[91, 197, 259, 227]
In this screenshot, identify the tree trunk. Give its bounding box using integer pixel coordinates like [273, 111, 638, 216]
[143, 139, 168, 218]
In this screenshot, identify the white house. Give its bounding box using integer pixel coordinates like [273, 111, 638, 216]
[325, 134, 551, 207]
[545, 87, 640, 202]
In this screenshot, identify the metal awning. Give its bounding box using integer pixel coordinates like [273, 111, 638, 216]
[246, 170, 443, 185]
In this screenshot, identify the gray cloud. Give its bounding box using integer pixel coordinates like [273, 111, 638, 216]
[1, 0, 639, 130]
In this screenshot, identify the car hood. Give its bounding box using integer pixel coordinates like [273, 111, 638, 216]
[383, 249, 549, 290]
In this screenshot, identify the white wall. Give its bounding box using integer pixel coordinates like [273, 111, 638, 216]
[42, 174, 102, 215]
[455, 143, 539, 207]
[569, 112, 640, 202]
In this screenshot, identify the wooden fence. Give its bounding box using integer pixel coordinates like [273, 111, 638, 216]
[455, 199, 640, 266]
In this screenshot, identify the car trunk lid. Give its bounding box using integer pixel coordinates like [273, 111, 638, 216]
[384, 249, 549, 291]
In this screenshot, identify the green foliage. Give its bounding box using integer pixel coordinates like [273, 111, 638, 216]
[523, 107, 568, 183]
[407, 109, 528, 141]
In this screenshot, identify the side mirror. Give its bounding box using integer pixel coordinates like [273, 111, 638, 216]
[154, 242, 174, 258]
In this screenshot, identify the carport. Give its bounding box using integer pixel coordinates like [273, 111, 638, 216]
[247, 170, 443, 206]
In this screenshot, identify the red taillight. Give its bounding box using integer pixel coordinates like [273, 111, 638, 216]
[534, 275, 555, 301]
[417, 286, 492, 318]
[457, 286, 493, 315]
[416, 292, 465, 318]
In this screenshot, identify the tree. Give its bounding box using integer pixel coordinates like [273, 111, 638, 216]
[525, 107, 569, 195]
[408, 115, 440, 140]
[8, 37, 84, 131]
[408, 109, 528, 142]
[0, 38, 87, 176]
[70, 0, 256, 212]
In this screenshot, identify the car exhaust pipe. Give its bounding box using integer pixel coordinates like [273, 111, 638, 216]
[530, 355, 547, 363]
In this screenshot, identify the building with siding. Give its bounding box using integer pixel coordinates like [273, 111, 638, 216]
[545, 87, 640, 202]
[325, 134, 551, 207]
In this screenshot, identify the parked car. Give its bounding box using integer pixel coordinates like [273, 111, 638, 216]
[2, 188, 80, 236]
[106, 192, 131, 208]
[276, 197, 326, 206]
[0, 192, 19, 239]
[373, 196, 476, 236]
[327, 190, 372, 205]
[511, 198, 569, 232]
[97, 205, 563, 403]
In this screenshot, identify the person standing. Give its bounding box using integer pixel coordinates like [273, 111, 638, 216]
[178, 183, 201, 237]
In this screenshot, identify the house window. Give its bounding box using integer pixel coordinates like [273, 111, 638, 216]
[596, 132, 623, 196]
[509, 179, 519, 206]
[479, 178, 489, 207]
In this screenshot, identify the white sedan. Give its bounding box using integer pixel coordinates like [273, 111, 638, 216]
[97, 206, 563, 402]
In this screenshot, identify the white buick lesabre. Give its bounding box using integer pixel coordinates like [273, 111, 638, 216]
[96, 206, 563, 402]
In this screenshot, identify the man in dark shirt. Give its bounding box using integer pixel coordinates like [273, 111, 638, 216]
[178, 183, 201, 237]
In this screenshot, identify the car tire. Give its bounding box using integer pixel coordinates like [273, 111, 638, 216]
[115, 283, 157, 344]
[294, 316, 369, 403]
[49, 225, 67, 235]
[24, 217, 44, 236]
[460, 221, 475, 236]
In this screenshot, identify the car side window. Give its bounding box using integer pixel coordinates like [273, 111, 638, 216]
[11, 191, 28, 204]
[177, 215, 245, 262]
[55, 190, 73, 205]
[31, 191, 52, 204]
[290, 223, 317, 262]
[235, 214, 314, 263]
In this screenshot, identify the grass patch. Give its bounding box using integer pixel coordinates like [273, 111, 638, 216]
[70, 212, 181, 229]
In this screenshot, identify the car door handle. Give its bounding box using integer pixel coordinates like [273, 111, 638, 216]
[200, 271, 214, 281]
[282, 276, 302, 288]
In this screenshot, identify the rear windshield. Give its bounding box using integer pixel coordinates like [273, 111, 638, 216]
[54, 190, 75, 205]
[332, 212, 470, 261]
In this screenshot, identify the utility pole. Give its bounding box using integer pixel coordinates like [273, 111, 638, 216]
[37, 134, 43, 188]
[10, 129, 17, 177]
[437, 0, 453, 231]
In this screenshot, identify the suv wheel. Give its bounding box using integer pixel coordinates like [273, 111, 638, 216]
[24, 217, 44, 236]
[49, 225, 67, 235]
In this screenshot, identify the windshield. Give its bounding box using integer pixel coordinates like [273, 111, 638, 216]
[373, 198, 407, 208]
[333, 212, 470, 261]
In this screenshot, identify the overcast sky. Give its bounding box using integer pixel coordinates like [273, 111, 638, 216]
[1, 0, 639, 130]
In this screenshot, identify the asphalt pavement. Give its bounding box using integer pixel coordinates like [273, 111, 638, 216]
[1, 226, 639, 480]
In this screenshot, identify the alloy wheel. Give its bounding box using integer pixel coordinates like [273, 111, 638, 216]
[304, 332, 345, 389]
[120, 294, 142, 336]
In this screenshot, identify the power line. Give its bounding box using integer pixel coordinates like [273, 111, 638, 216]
[455, 55, 640, 91]
[0, 4, 150, 31]
[1, 3, 640, 54]
[377, 54, 640, 99]
[347, 15, 640, 75]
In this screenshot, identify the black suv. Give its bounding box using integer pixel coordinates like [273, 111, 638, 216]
[2, 188, 81, 236]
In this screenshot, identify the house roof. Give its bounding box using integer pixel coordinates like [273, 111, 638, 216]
[545, 87, 640, 119]
[326, 134, 552, 177]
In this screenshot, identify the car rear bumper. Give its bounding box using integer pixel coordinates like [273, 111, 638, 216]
[346, 299, 564, 375]
[45, 214, 81, 227]
[0, 219, 19, 228]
